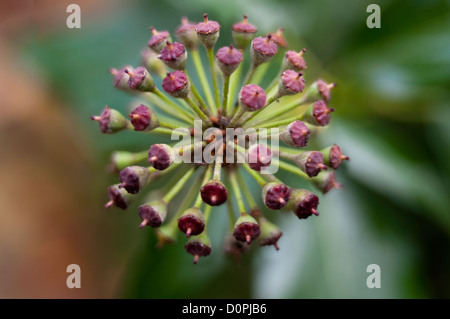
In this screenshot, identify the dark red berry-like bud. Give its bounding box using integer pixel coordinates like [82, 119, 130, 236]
[91, 106, 129, 134]
[195, 14, 220, 49]
[148, 144, 175, 170]
[148, 27, 171, 53]
[247, 144, 272, 171]
[289, 189, 319, 220]
[258, 215, 283, 250]
[184, 232, 211, 264]
[280, 120, 310, 147]
[119, 166, 150, 194]
[232, 15, 257, 50]
[262, 182, 291, 210]
[303, 79, 336, 103]
[321, 144, 350, 170]
[200, 180, 228, 206]
[177, 207, 205, 237]
[251, 35, 278, 66]
[125, 66, 155, 92]
[239, 84, 267, 112]
[216, 45, 243, 76]
[159, 41, 187, 70]
[175, 17, 198, 50]
[110, 65, 133, 90]
[129, 104, 159, 131]
[302, 100, 334, 126]
[283, 49, 306, 72]
[311, 171, 342, 194]
[138, 200, 167, 228]
[162, 70, 190, 98]
[269, 28, 287, 48]
[233, 215, 261, 245]
[295, 151, 328, 177]
[105, 184, 134, 210]
[278, 70, 305, 96]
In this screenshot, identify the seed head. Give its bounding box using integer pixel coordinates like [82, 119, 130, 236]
[148, 144, 175, 170]
[251, 35, 278, 66]
[321, 144, 350, 170]
[110, 65, 133, 90]
[91, 106, 129, 134]
[200, 180, 228, 206]
[280, 120, 310, 147]
[278, 70, 305, 96]
[177, 207, 205, 237]
[262, 182, 291, 210]
[216, 45, 243, 76]
[129, 104, 159, 132]
[162, 70, 190, 98]
[105, 184, 134, 210]
[195, 14, 220, 49]
[175, 17, 198, 50]
[138, 199, 167, 228]
[233, 215, 261, 244]
[289, 189, 319, 219]
[312, 171, 342, 194]
[232, 15, 257, 49]
[257, 214, 283, 250]
[126, 66, 155, 92]
[269, 28, 287, 48]
[159, 41, 187, 70]
[295, 151, 328, 177]
[247, 144, 272, 171]
[239, 84, 267, 112]
[302, 100, 334, 126]
[184, 232, 212, 264]
[119, 166, 150, 194]
[148, 27, 171, 53]
[283, 49, 307, 72]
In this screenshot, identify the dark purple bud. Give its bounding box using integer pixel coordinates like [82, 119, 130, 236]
[159, 41, 187, 70]
[262, 182, 291, 210]
[175, 17, 198, 50]
[278, 70, 305, 96]
[125, 66, 155, 92]
[138, 200, 167, 228]
[301, 100, 334, 126]
[239, 84, 267, 112]
[257, 214, 283, 250]
[216, 45, 243, 76]
[247, 144, 272, 171]
[148, 144, 175, 170]
[295, 151, 328, 177]
[119, 166, 150, 194]
[283, 49, 307, 72]
[91, 106, 129, 134]
[162, 70, 190, 98]
[195, 14, 220, 49]
[200, 180, 228, 206]
[148, 27, 171, 53]
[177, 207, 205, 237]
[233, 215, 261, 244]
[184, 232, 211, 264]
[321, 144, 350, 170]
[289, 189, 319, 220]
[304, 79, 336, 103]
[280, 120, 310, 147]
[311, 171, 342, 194]
[105, 184, 134, 210]
[110, 65, 133, 90]
[251, 35, 278, 66]
[129, 104, 159, 131]
[269, 28, 287, 48]
[232, 15, 257, 49]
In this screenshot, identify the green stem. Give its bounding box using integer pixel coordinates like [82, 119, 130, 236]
[236, 170, 258, 208]
[229, 169, 247, 215]
[251, 62, 270, 86]
[191, 49, 215, 109]
[152, 127, 190, 136]
[207, 48, 220, 113]
[184, 96, 213, 125]
[152, 88, 195, 120]
[194, 165, 212, 208]
[163, 166, 196, 202]
[204, 204, 212, 226]
[227, 63, 243, 114]
[274, 159, 309, 179]
[186, 72, 210, 115]
[242, 162, 267, 187]
[159, 120, 181, 130]
[222, 75, 230, 116]
[229, 109, 246, 127]
[227, 199, 235, 230]
[143, 93, 192, 124]
[243, 63, 257, 86]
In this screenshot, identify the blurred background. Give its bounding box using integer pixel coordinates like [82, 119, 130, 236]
[0, 0, 449, 298]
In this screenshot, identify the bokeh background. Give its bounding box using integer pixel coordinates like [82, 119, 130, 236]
[0, 0, 449, 298]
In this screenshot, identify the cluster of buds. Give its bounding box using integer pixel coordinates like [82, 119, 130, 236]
[92, 14, 349, 264]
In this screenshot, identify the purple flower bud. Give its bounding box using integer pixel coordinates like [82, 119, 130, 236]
[148, 27, 171, 53]
[200, 180, 228, 206]
[232, 15, 257, 50]
[302, 100, 334, 126]
[138, 200, 167, 228]
[294, 151, 328, 177]
[321, 144, 350, 170]
[262, 182, 291, 210]
[110, 65, 133, 90]
[280, 120, 310, 147]
[119, 166, 150, 194]
[289, 189, 319, 219]
[247, 144, 272, 171]
[125, 66, 155, 92]
[251, 35, 278, 66]
[216, 45, 243, 76]
[311, 171, 342, 194]
[278, 70, 305, 96]
[129, 104, 159, 131]
[162, 70, 190, 98]
[304, 79, 336, 103]
[105, 184, 134, 210]
[195, 14, 220, 49]
[148, 144, 175, 170]
[268, 28, 287, 48]
[91, 106, 129, 134]
[184, 232, 211, 264]
[159, 41, 187, 70]
[175, 17, 198, 50]
[233, 215, 261, 244]
[239, 84, 267, 112]
[283, 49, 307, 72]
[177, 207, 205, 237]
